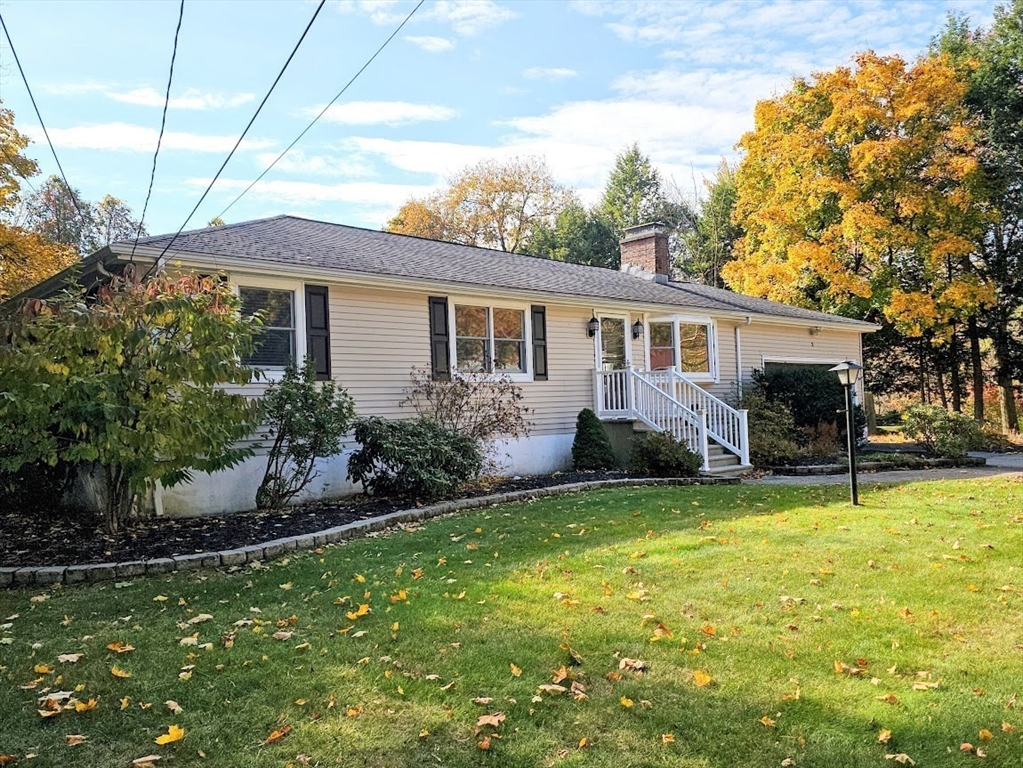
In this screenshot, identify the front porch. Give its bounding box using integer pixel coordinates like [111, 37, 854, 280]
[594, 367, 751, 475]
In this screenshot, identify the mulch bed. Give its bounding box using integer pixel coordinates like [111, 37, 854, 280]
[0, 471, 644, 568]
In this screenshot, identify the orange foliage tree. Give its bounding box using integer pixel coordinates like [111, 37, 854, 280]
[723, 52, 992, 339]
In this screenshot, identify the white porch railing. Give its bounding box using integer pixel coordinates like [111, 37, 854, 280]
[594, 367, 750, 468]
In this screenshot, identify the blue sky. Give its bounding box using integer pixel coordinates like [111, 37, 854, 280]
[0, 0, 998, 237]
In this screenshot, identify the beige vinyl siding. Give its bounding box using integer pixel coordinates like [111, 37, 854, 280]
[738, 322, 864, 391]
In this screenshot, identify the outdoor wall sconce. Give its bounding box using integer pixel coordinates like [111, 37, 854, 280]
[809, 325, 822, 336]
[830, 360, 863, 506]
[632, 320, 644, 340]
[586, 316, 600, 337]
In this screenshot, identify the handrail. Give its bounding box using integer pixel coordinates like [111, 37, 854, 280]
[630, 371, 708, 470]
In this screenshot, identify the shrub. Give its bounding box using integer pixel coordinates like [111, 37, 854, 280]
[347, 417, 484, 501]
[629, 432, 702, 477]
[735, 391, 799, 467]
[0, 273, 261, 533]
[902, 405, 985, 458]
[800, 421, 840, 459]
[571, 408, 616, 470]
[255, 358, 356, 510]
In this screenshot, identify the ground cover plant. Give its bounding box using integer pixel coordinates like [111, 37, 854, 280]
[1, 477, 1021, 767]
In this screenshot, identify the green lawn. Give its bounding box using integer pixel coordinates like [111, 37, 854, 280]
[2, 478, 1022, 767]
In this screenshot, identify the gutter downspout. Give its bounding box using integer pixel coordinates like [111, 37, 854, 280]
[735, 316, 751, 398]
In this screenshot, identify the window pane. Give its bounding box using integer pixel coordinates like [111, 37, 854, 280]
[455, 305, 488, 338]
[246, 328, 294, 367]
[493, 308, 524, 341]
[494, 340, 524, 372]
[240, 288, 293, 329]
[600, 317, 626, 369]
[650, 322, 673, 347]
[456, 339, 488, 372]
[679, 324, 710, 372]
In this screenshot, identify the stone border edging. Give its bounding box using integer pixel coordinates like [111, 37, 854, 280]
[767, 456, 986, 476]
[0, 476, 737, 588]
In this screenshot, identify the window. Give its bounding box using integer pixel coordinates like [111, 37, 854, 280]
[453, 303, 526, 374]
[679, 323, 711, 374]
[240, 287, 295, 368]
[649, 322, 674, 369]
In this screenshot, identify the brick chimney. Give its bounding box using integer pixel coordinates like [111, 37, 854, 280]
[619, 223, 670, 284]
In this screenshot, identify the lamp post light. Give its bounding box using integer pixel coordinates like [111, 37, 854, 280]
[829, 360, 863, 506]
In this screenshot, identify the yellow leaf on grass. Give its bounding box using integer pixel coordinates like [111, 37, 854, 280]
[760, 716, 776, 727]
[700, 624, 716, 637]
[662, 733, 675, 744]
[620, 696, 634, 709]
[107, 641, 135, 654]
[111, 666, 132, 679]
[692, 670, 713, 688]
[120, 697, 131, 710]
[354, 574, 366, 583]
[879, 729, 892, 744]
[510, 663, 522, 678]
[979, 729, 993, 741]
[33, 664, 52, 675]
[154, 725, 184, 745]
[165, 700, 183, 715]
[64, 734, 87, 746]
[265, 725, 292, 744]
[74, 698, 98, 713]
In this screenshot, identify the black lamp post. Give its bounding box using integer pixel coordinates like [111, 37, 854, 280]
[830, 360, 863, 505]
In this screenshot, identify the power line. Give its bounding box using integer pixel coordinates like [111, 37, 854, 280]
[0, 144, 37, 194]
[0, 12, 89, 226]
[215, 0, 425, 220]
[145, 0, 326, 273]
[131, 0, 185, 260]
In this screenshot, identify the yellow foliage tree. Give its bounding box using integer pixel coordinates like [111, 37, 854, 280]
[386, 156, 574, 253]
[724, 52, 992, 337]
[0, 103, 77, 302]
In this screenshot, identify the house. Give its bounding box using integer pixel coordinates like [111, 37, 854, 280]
[49, 216, 875, 516]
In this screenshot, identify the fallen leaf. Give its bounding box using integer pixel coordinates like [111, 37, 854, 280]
[701, 624, 716, 637]
[979, 729, 993, 741]
[578, 737, 590, 748]
[692, 669, 713, 687]
[879, 693, 900, 706]
[33, 664, 52, 675]
[536, 684, 567, 695]
[510, 663, 522, 678]
[131, 756, 162, 767]
[1002, 722, 1016, 733]
[662, 733, 675, 744]
[885, 754, 915, 765]
[58, 653, 83, 664]
[74, 698, 98, 713]
[64, 735, 87, 746]
[619, 658, 647, 673]
[477, 736, 491, 751]
[107, 641, 135, 654]
[165, 701, 183, 715]
[110, 665, 131, 679]
[154, 725, 184, 745]
[272, 631, 293, 641]
[472, 697, 494, 706]
[879, 729, 892, 744]
[476, 712, 506, 730]
[187, 614, 213, 625]
[120, 697, 131, 710]
[153, 595, 168, 602]
[760, 716, 776, 727]
[265, 725, 292, 744]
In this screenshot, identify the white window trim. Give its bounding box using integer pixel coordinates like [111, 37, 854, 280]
[232, 275, 307, 383]
[644, 314, 719, 382]
[448, 297, 533, 383]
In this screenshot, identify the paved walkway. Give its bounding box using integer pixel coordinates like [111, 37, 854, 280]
[747, 465, 1020, 486]
[969, 451, 1023, 469]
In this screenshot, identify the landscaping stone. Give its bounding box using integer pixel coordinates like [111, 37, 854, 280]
[116, 561, 148, 579]
[32, 566, 66, 585]
[172, 553, 219, 571]
[0, 567, 17, 587]
[145, 558, 176, 575]
[241, 545, 264, 563]
[13, 568, 37, 585]
[219, 549, 247, 567]
[261, 542, 286, 559]
[83, 563, 117, 583]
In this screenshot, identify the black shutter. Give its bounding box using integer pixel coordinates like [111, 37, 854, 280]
[305, 285, 331, 381]
[531, 305, 548, 381]
[429, 296, 451, 380]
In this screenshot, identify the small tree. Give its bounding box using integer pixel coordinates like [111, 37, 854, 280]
[255, 358, 356, 509]
[402, 367, 529, 465]
[0, 272, 262, 532]
[571, 408, 616, 470]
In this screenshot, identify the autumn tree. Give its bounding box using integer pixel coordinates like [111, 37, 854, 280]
[21, 175, 99, 254]
[94, 194, 145, 248]
[0, 104, 78, 301]
[526, 201, 619, 268]
[387, 157, 573, 253]
[725, 52, 990, 350]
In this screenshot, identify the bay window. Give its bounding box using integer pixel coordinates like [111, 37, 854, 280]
[679, 323, 711, 374]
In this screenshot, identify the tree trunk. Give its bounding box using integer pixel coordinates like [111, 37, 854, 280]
[968, 316, 984, 422]
[949, 329, 963, 413]
[998, 380, 1019, 435]
[104, 465, 135, 534]
[936, 368, 948, 410]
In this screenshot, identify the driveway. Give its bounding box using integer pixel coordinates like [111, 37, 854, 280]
[746, 465, 1020, 486]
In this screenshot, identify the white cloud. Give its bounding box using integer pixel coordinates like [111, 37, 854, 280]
[253, 149, 377, 179]
[404, 35, 455, 52]
[30, 123, 275, 153]
[107, 87, 255, 110]
[309, 101, 457, 126]
[522, 67, 578, 81]
[334, 0, 514, 36]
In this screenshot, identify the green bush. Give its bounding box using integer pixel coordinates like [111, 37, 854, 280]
[571, 408, 616, 470]
[347, 417, 484, 501]
[736, 391, 800, 467]
[753, 365, 866, 444]
[902, 405, 985, 458]
[256, 358, 356, 510]
[629, 432, 702, 477]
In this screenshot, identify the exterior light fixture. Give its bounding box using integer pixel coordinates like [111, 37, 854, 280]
[587, 315, 600, 337]
[829, 360, 864, 505]
[632, 320, 644, 340]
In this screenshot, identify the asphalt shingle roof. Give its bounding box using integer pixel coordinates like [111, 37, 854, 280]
[117, 215, 872, 329]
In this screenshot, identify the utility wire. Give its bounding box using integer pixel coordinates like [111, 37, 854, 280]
[131, 0, 185, 260]
[0, 12, 90, 226]
[145, 0, 326, 274]
[0, 144, 37, 194]
[215, 0, 425, 220]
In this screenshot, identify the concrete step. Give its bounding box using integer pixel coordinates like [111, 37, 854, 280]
[701, 463, 754, 477]
[708, 454, 740, 468]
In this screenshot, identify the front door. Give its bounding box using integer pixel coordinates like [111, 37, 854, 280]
[599, 317, 627, 370]
[597, 316, 630, 414]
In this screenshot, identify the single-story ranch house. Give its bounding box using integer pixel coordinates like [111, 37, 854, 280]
[30, 216, 876, 516]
